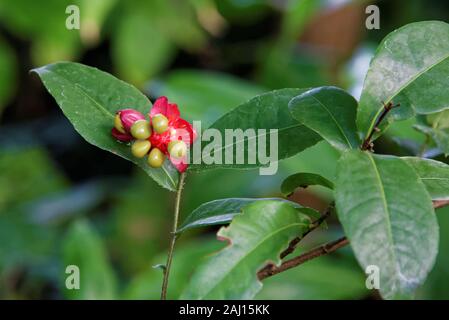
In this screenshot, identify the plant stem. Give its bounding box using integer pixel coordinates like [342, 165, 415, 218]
[160, 172, 186, 300]
[361, 101, 399, 151]
[280, 205, 333, 259]
[257, 205, 333, 278]
[258, 236, 349, 280]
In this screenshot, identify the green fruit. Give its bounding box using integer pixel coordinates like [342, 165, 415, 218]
[114, 114, 125, 133]
[152, 114, 169, 134]
[148, 148, 165, 168]
[131, 140, 151, 158]
[131, 120, 152, 139]
[168, 140, 187, 159]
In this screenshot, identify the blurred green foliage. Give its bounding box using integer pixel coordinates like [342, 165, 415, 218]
[0, 148, 67, 210]
[148, 69, 265, 126]
[62, 220, 118, 299]
[420, 207, 449, 299]
[1, 0, 448, 300]
[256, 255, 369, 300]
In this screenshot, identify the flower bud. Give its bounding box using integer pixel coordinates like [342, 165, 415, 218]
[111, 128, 133, 142]
[131, 140, 151, 158]
[117, 109, 145, 132]
[130, 120, 152, 140]
[148, 148, 165, 168]
[152, 113, 169, 134]
[168, 140, 187, 159]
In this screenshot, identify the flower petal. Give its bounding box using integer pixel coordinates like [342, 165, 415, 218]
[118, 109, 145, 131]
[150, 96, 168, 116]
[166, 102, 181, 123]
[150, 96, 180, 122]
[111, 128, 133, 142]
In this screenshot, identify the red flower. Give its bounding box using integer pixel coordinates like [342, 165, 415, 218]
[149, 97, 196, 172]
[111, 97, 196, 173]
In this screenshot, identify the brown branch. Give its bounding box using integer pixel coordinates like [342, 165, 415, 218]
[258, 199, 449, 281]
[280, 205, 333, 259]
[258, 236, 349, 280]
[434, 199, 449, 209]
[257, 205, 333, 277]
[361, 101, 399, 151]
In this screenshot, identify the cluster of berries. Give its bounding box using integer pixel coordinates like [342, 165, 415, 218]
[111, 96, 196, 173]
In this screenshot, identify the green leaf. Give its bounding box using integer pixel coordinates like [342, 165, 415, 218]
[62, 220, 118, 299]
[357, 21, 449, 139]
[402, 157, 449, 200]
[281, 172, 334, 196]
[177, 197, 301, 233]
[335, 150, 438, 299]
[181, 200, 311, 299]
[190, 88, 321, 171]
[31, 62, 179, 191]
[289, 86, 360, 151]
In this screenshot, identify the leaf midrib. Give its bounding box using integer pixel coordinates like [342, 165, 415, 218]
[178, 214, 237, 233]
[161, 164, 177, 190]
[181, 200, 252, 229]
[199, 221, 308, 298]
[366, 154, 400, 280]
[48, 69, 115, 120]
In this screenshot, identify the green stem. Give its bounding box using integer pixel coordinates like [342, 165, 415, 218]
[160, 172, 186, 300]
